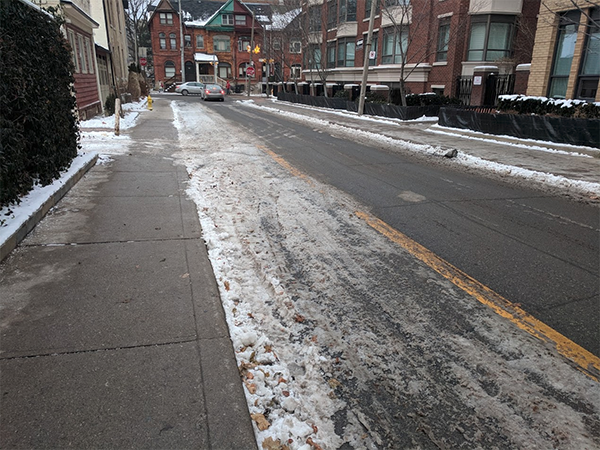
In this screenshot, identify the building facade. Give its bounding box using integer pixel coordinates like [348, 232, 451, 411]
[51, 0, 103, 118]
[149, 0, 302, 90]
[528, 0, 599, 101]
[302, 0, 540, 102]
[91, 0, 131, 107]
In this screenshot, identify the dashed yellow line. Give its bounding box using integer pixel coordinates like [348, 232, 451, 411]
[261, 144, 600, 381]
[355, 211, 599, 381]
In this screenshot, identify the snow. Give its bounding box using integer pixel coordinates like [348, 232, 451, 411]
[171, 100, 600, 449]
[239, 99, 600, 197]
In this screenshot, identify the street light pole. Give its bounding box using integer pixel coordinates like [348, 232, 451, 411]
[358, 0, 377, 116]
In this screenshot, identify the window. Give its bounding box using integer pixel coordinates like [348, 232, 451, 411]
[239, 62, 252, 77]
[85, 37, 94, 73]
[327, 42, 336, 68]
[328, 0, 338, 29]
[339, 0, 356, 23]
[337, 38, 355, 67]
[196, 35, 204, 48]
[290, 40, 301, 54]
[78, 34, 87, 73]
[68, 30, 79, 72]
[165, 60, 176, 78]
[169, 33, 177, 49]
[384, 0, 410, 7]
[214, 35, 231, 52]
[219, 62, 232, 79]
[382, 27, 408, 64]
[222, 14, 234, 25]
[238, 36, 251, 52]
[184, 35, 191, 47]
[365, 0, 380, 17]
[548, 11, 580, 98]
[368, 33, 378, 66]
[306, 44, 322, 69]
[235, 15, 246, 26]
[159, 13, 173, 25]
[291, 64, 302, 79]
[467, 15, 514, 61]
[436, 18, 450, 62]
[577, 8, 599, 101]
[309, 6, 321, 32]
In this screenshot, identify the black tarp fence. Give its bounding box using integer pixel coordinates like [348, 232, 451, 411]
[439, 108, 600, 148]
[277, 92, 440, 120]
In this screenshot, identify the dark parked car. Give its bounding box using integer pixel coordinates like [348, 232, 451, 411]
[176, 82, 205, 95]
[202, 84, 225, 101]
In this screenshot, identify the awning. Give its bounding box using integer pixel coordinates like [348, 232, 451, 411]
[194, 53, 218, 63]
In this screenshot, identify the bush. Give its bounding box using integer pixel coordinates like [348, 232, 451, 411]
[104, 92, 117, 115]
[406, 93, 461, 106]
[498, 95, 600, 119]
[0, 0, 79, 208]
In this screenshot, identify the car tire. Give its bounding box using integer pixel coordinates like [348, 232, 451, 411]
[181, 90, 188, 96]
[220, 98, 224, 102]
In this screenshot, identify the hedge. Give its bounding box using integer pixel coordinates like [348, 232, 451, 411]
[0, 0, 79, 208]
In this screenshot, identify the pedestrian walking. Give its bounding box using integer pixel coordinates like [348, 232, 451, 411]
[226, 80, 231, 95]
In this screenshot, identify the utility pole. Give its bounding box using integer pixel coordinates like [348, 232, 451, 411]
[179, 0, 185, 83]
[358, 0, 377, 116]
[247, 10, 255, 97]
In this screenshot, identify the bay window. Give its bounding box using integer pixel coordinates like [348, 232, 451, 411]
[467, 15, 514, 61]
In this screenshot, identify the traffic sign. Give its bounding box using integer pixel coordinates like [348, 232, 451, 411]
[140, 57, 147, 66]
[246, 66, 255, 77]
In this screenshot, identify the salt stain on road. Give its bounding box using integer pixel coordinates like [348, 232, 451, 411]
[172, 100, 600, 450]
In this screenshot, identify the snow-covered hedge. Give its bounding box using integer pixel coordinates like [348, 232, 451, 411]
[498, 95, 600, 119]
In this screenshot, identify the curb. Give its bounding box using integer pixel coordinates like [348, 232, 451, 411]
[0, 154, 99, 262]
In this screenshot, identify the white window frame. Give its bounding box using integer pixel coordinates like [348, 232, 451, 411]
[289, 40, 301, 54]
[68, 30, 79, 73]
[235, 15, 246, 26]
[222, 14, 234, 25]
[77, 34, 87, 73]
[85, 37, 94, 74]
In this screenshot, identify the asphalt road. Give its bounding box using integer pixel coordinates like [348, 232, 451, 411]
[167, 94, 599, 357]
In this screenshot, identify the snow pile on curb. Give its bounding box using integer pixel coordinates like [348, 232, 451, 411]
[240, 101, 600, 198]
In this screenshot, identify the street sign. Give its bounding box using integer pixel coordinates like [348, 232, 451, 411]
[246, 66, 255, 77]
[140, 57, 147, 66]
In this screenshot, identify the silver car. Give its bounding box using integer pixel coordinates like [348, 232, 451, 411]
[202, 84, 225, 101]
[175, 82, 205, 95]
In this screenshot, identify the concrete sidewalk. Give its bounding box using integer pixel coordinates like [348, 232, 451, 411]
[0, 101, 257, 448]
[248, 95, 600, 189]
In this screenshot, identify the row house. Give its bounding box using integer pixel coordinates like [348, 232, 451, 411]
[47, 0, 130, 118]
[149, 0, 302, 89]
[302, 0, 540, 103]
[528, 0, 599, 102]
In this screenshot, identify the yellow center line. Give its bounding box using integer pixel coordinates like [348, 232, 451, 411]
[355, 211, 599, 381]
[260, 144, 600, 381]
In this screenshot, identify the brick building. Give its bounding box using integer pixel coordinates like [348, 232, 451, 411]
[149, 0, 301, 89]
[527, 0, 599, 101]
[302, 0, 540, 103]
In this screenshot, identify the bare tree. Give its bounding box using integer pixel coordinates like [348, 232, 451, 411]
[127, 0, 153, 65]
[377, 0, 473, 106]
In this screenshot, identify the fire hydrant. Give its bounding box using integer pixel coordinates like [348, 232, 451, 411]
[147, 95, 153, 111]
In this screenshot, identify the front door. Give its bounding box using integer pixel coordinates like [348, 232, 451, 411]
[185, 61, 195, 82]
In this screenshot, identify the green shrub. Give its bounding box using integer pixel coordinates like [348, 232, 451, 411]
[0, 0, 79, 208]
